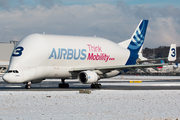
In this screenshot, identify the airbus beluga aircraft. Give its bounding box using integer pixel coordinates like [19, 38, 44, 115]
[2, 20, 165, 89]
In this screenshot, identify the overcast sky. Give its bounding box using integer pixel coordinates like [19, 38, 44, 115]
[0, 0, 180, 48]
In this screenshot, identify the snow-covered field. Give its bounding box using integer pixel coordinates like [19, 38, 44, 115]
[0, 75, 180, 119]
[0, 90, 180, 120]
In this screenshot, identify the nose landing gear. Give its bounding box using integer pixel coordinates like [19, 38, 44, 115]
[25, 82, 31, 89]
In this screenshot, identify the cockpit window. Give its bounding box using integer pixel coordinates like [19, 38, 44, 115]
[8, 70, 12, 73]
[13, 70, 19, 73]
[8, 70, 19, 73]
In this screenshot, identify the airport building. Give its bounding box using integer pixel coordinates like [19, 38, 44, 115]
[0, 41, 18, 74]
[0, 42, 16, 61]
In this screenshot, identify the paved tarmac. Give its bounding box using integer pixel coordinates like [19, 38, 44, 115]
[1, 76, 180, 91]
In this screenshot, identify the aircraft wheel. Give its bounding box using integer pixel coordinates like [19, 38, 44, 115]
[65, 83, 69, 88]
[98, 84, 102, 89]
[59, 83, 64, 88]
[91, 83, 95, 88]
[59, 83, 62, 88]
[91, 83, 101, 89]
[25, 85, 31, 89]
[59, 83, 69, 88]
[95, 84, 99, 88]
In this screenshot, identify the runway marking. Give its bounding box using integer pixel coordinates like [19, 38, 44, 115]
[4, 86, 22, 87]
[129, 81, 142, 83]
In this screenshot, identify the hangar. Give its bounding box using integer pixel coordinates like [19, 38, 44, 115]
[0, 41, 18, 74]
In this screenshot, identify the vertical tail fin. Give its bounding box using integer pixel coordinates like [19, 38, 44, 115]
[160, 60, 165, 64]
[126, 20, 149, 65]
[127, 20, 148, 53]
[168, 44, 176, 62]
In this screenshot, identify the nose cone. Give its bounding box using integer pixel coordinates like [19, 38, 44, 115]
[3, 73, 22, 83]
[3, 73, 10, 83]
[3, 73, 12, 83]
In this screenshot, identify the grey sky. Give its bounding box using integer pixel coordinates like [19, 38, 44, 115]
[0, 0, 179, 48]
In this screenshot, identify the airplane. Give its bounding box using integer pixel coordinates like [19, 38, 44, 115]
[136, 44, 176, 64]
[2, 19, 167, 89]
[157, 44, 178, 72]
[136, 44, 177, 74]
[157, 60, 178, 72]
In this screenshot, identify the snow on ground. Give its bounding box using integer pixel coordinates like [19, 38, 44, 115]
[0, 90, 180, 120]
[0, 76, 180, 119]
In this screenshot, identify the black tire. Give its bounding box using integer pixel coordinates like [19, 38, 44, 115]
[91, 83, 101, 89]
[59, 83, 62, 88]
[65, 83, 69, 88]
[98, 84, 102, 89]
[91, 84, 95, 88]
[25, 85, 31, 89]
[94, 84, 98, 88]
[59, 83, 69, 88]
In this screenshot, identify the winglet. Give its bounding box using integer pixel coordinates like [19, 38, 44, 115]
[168, 44, 176, 61]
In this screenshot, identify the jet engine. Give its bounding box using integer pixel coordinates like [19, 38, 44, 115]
[78, 71, 99, 84]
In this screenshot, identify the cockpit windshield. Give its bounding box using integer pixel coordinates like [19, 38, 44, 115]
[8, 70, 19, 73]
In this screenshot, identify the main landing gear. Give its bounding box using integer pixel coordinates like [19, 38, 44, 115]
[59, 79, 69, 88]
[91, 83, 102, 89]
[25, 82, 31, 89]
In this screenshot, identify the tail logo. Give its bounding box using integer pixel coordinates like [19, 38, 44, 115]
[125, 20, 148, 65]
[128, 20, 148, 53]
[171, 48, 176, 57]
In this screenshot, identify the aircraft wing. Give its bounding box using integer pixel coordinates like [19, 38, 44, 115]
[137, 44, 177, 64]
[136, 58, 167, 64]
[70, 63, 168, 73]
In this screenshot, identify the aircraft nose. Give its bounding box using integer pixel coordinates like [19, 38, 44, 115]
[2, 74, 10, 83]
[3, 73, 12, 83]
[3, 72, 24, 83]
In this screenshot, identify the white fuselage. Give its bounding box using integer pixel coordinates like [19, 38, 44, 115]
[3, 34, 130, 83]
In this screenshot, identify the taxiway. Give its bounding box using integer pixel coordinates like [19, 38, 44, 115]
[1, 75, 180, 91]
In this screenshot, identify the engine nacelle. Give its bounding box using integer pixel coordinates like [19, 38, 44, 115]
[78, 71, 99, 84]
